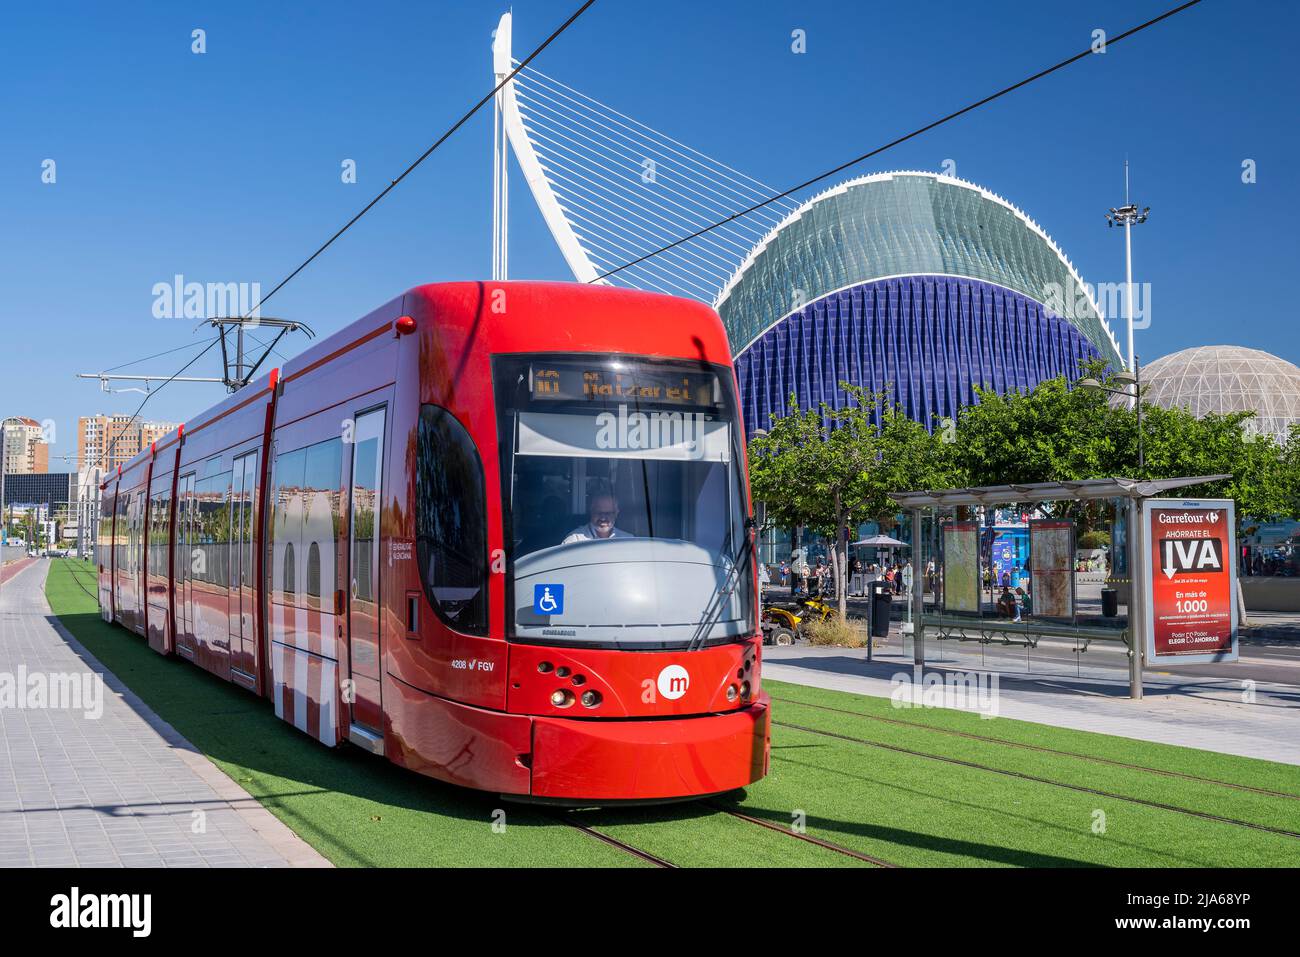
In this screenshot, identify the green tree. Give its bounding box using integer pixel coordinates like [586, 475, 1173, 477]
[750, 384, 955, 618]
[945, 360, 1299, 530]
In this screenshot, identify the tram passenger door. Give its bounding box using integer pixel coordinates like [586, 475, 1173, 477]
[176, 474, 195, 655]
[346, 407, 386, 747]
[229, 452, 258, 684]
[131, 491, 145, 630]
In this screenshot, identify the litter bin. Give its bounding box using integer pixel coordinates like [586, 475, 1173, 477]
[1101, 587, 1118, 618]
[869, 580, 892, 638]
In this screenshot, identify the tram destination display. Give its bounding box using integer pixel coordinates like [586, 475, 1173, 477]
[1141, 498, 1238, 664]
[529, 360, 720, 407]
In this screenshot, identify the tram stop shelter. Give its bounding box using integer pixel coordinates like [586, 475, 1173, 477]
[890, 475, 1233, 700]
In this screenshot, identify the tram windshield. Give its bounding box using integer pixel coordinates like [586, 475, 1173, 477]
[493, 354, 755, 649]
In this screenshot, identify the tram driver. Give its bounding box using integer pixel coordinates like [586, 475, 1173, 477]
[562, 492, 635, 544]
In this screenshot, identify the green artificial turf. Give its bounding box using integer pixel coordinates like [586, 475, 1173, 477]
[768, 680, 1300, 797]
[768, 697, 1300, 834]
[734, 723, 1300, 867]
[46, 559, 1300, 868]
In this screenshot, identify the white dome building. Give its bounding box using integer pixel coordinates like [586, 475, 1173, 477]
[1142, 346, 1300, 443]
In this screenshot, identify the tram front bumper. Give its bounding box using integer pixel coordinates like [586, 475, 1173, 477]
[528, 694, 770, 801]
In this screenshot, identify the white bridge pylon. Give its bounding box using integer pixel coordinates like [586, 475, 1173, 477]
[490, 11, 798, 302]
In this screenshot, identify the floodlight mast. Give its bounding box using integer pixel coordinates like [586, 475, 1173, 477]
[1104, 160, 1150, 384]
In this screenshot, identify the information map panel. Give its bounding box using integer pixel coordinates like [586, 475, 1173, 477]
[943, 522, 980, 614]
[1029, 520, 1074, 619]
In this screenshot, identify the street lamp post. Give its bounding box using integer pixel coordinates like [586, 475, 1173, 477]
[1105, 161, 1150, 378]
[1075, 365, 1148, 700]
[1077, 358, 1145, 472]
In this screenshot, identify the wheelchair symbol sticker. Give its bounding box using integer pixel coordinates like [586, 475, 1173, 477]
[534, 584, 564, 615]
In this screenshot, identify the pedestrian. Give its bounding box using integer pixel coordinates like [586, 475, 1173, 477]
[1014, 586, 1031, 621]
[901, 560, 913, 595]
[996, 585, 1016, 618]
[780, 559, 790, 588]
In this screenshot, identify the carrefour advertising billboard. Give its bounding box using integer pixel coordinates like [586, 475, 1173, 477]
[1141, 499, 1238, 664]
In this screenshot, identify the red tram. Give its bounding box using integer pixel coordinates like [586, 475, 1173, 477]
[96, 282, 770, 801]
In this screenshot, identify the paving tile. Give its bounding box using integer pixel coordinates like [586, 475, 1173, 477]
[0, 561, 330, 869]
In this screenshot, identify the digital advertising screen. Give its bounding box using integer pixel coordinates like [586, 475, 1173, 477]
[1141, 499, 1238, 664]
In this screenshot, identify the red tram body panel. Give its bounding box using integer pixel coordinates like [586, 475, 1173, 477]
[97, 283, 770, 801]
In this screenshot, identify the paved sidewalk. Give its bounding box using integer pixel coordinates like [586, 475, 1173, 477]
[0, 557, 36, 586]
[765, 634, 1300, 766]
[0, 559, 330, 867]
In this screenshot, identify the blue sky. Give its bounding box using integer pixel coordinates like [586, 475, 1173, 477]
[2, 0, 1297, 469]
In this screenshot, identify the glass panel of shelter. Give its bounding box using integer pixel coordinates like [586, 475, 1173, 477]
[903, 497, 1131, 678]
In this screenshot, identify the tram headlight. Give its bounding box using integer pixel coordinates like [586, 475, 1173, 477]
[580, 690, 602, 708]
[551, 689, 574, 708]
[740, 681, 751, 699]
[726, 684, 738, 702]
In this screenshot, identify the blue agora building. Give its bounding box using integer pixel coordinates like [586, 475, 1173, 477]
[715, 171, 1125, 435]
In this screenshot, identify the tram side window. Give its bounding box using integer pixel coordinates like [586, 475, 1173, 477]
[302, 439, 341, 611]
[193, 473, 231, 586]
[232, 452, 257, 591]
[132, 493, 141, 576]
[113, 493, 128, 573]
[416, 404, 488, 635]
[175, 480, 190, 588]
[270, 447, 306, 606]
[98, 494, 114, 565]
[150, 490, 170, 582]
[269, 438, 341, 610]
[130, 492, 142, 578]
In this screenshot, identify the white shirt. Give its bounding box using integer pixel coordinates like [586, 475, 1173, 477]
[561, 524, 634, 545]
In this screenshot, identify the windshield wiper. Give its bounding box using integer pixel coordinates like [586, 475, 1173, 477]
[686, 524, 754, 652]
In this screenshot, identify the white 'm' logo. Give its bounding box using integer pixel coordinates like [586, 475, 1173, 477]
[656, 664, 690, 700]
